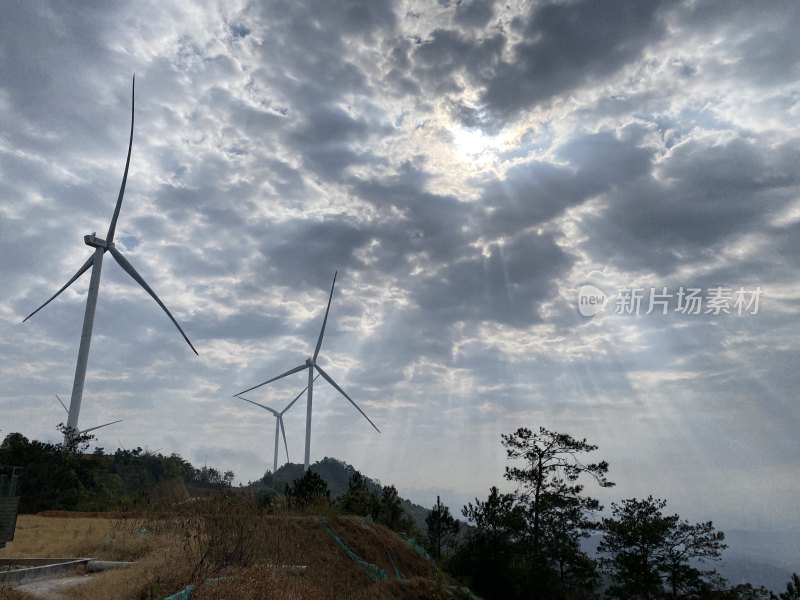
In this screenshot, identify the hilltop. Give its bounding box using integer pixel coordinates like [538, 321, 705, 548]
[249, 457, 432, 531]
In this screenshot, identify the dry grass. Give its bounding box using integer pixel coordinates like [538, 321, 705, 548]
[58, 550, 194, 600]
[0, 515, 170, 561]
[191, 565, 329, 600]
[0, 586, 40, 600]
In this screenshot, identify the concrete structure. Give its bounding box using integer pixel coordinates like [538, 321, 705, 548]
[0, 558, 93, 585]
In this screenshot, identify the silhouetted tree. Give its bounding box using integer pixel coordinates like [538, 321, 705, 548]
[223, 470, 235, 486]
[600, 496, 725, 599]
[715, 583, 779, 599]
[662, 518, 726, 598]
[57, 423, 95, 454]
[540, 491, 601, 598]
[600, 497, 674, 599]
[426, 495, 459, 561]
[780, 574, 800, 600]
[502, 427, 613, 595]
[339, 472, 378, 517]
[377, 484, 410, 531]
[285, 469, 330, 510]
[451, 486, 528, 600]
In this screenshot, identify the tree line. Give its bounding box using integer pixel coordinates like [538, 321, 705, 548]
[421, 427, 798, 600]
[0, 429, 233, 512]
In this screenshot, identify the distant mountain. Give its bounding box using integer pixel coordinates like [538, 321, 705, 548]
[248, 456, 433, 531]
[716, 530, 799, 592]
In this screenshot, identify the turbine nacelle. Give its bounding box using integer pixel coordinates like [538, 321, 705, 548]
[84, 233, 109, 249]
[306, 357, 314, 366]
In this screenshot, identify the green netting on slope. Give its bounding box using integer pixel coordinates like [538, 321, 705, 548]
[164, 585, 194, 600]
[398, 534, 484, 600]
[453, 585, 485, 600]
[317, 517, 391, 582]
[384, 543, 405, 580]
[401, 533, 434, 564]
[163, 577, 226, 600]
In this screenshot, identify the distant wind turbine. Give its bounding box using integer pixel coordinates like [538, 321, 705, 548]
[55, 395, 122, 436]
[23, 76, 197, 441]
[236, 375, 320, 473]
[234, 272, 379, 470]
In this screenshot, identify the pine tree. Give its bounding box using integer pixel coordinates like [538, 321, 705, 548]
[426, 495, 459, 560]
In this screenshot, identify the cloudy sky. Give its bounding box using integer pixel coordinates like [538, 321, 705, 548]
[1, 0, 798, 530]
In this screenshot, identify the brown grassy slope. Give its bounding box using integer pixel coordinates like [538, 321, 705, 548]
[0, 514, 465, 600]
[190, 516, 459, 600]
[327, 517, 434, 580]
[197, 515, 436, 597]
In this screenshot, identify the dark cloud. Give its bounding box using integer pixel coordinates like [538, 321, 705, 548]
[409, 0, 676, 122]
[677, 0, 800, 87]
[454, 0, 496, 28]
[580, 136, 800, 274]
[481, 128, 655, 237]
[348, 164, 473, 265]
[411, 28, 505, 96]
[480, 0, 676, 118]
[287, 106, 389, 181]
[416, 230, 573, 327]
[266, 217, 374, 287]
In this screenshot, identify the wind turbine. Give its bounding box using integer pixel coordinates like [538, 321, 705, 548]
[55, 395, 122, 436]
[234, 272, 379, 470]
[23, 76, 197, 441]
[236, 375, 320, 473]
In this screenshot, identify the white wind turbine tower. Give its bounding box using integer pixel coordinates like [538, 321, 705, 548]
[235, 272, 379, 470]
[55, 395, 122, 436]
[23, 76, 197, 441]
[236, 375, 320, 473]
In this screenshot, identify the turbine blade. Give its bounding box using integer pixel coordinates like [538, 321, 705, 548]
[235, 364, 308, 397]
[55, 394, 68, 414]
[108, 246, 198, 355]
[281, 374, 320, 415]
[235, 395, 278, 416]
[280, 417, 289, 462]
[80, 419, 123, 435]
[22, 255, 95, 322]
[106, 75, 135, 244]
[313, 271, 337, 362]
[314, 364, 379, 433]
